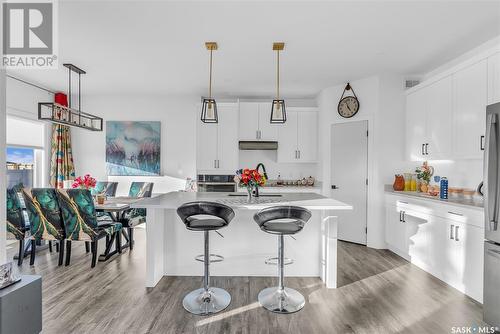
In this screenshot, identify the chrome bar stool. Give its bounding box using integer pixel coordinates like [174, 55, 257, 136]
[253, 206, 312, 314]
[177, 201, 235, 315]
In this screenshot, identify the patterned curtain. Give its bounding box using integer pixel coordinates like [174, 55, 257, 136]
[50, 93, 75, 188]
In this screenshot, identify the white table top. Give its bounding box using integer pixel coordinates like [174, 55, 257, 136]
[130, 192, 352, 211]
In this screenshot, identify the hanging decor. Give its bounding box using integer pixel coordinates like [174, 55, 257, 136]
[201, 42, 218, 123]
[38, 63, 103, 131]
[270, 42, 286, 124]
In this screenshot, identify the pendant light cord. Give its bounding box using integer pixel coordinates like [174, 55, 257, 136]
[276, 49, 280, 100]
[209, 49, 213, 99]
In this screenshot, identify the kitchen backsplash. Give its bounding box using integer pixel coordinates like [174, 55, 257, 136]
[239, 150, 318, 181]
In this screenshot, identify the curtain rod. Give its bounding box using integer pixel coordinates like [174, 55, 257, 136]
[6, 74, 56, 95]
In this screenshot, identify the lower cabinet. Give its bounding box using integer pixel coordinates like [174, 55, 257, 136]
[385, 198, 484, 302]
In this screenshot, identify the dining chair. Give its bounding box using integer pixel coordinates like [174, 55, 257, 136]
[121, 182, 154, 250]
[22, 188, 66, 266]
[6, 185, 29, 265]
[91, 182, 118, 197]
[56, 188, 123, 268]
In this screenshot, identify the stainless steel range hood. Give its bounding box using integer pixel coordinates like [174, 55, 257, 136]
[238, 141, 278, 150]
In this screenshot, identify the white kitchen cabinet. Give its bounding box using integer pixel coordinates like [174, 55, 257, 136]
[277, 111, 318, 163]
[488, 53, 500, 105]
[238, 102, 278, 141]
[384, 194, 484, 302]
[406, 76, 452, 160]
[453, 60, 487, 159]
[197, 103, 238, 172]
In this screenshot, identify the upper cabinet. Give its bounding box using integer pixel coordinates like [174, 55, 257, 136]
[277, 110, 318, 163]
[406, 77, 453, 160]
[197, 104, 239, 172]
[453, 60, 487, 159]
[238, 102, 279, 141]
[406, 57, 489, 161]
[488, 53, 500, 105]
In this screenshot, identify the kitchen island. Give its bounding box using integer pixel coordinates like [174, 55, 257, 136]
[131, 192, 352, 288]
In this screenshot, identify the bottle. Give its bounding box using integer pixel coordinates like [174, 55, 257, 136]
[440, 177, 448, 200]
[410, 174, 417, 191]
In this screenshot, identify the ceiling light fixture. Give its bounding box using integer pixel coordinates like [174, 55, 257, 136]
[201, 42, 218, 123]
[270, 42, 286, 124]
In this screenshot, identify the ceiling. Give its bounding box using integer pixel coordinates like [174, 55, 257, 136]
[7, 1, 500, 98]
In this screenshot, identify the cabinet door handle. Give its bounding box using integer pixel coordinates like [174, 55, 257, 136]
[298, 150, 301, 159]
[448, 211, 463, 216]
[425, 143, 429, 155]
[455, 226, 459, 241]
[421, 144, 425, 155]
[398, 200, 408, 204]
[481, 135, 485, 151]
[450, 225, 454, 239]
[399, 211, 402, 222]
[295, 150, 298, 159]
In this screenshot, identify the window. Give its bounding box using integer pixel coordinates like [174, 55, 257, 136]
[6, 146, 35, 189]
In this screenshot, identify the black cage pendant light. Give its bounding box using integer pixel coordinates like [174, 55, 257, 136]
[201, 42, 218, 123]
[270, 42, 286, 124]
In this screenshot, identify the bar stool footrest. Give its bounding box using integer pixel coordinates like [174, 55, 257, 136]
[195, 254, 224, 263]
[265, 257, 293, 266]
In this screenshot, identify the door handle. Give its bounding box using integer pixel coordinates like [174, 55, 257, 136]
[421, 144, 425, 155]
[484, 113, 498, 231]
[481, 135, 485, 151]
[425, 143, 429, 155]
[331, 185, 338, 190]
[450, 225, 454, 239]
[399, 211, 402, 222]
[298, 150, 301, 159]
[455, 226, 459, 241]
[256, 130, 259, 139]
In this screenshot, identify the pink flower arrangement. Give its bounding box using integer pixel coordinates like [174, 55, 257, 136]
[72, 174, 97, 190]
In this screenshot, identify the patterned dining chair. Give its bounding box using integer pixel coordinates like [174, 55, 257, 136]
[6, 185, 29, 265]
[91, 182, 118, 197]
[22, 188, 66, 266]
[121, 182, 154, 250]
[56, 188, 123, 268]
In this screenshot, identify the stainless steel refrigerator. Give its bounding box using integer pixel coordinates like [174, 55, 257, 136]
[484, 102, 500, 327]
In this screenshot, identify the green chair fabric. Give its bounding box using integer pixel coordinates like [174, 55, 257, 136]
[91, 182, 118, 197]
[56, 189, 122, 241]
[6, 186, 27, 240]
[22, 188, 64, 241]
[128, 182, 153, 198]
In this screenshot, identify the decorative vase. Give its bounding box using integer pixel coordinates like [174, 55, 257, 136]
[393, 175, 405, 191]
[246, 187, 253, 200]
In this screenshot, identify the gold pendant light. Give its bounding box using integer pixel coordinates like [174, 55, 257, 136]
[270, 42, 286, 123]
[201, 42, 218, 123]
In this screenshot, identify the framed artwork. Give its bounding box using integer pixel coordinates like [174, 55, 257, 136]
[106, 121, 161, 176]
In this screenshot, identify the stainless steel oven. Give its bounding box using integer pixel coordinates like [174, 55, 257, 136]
[197, 174, 237, 192]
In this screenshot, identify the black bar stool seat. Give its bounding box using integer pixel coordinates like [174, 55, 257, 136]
[253, 205, 312, 314]
[177, 201, 235, 316]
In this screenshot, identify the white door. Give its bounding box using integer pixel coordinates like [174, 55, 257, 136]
[331, 121, 368, 244]
[258, 103, 279, 140]
[426, 76, 453, 159]
[297, 112, 318, 162]
[217, 104, 239, 172]
[453, 60, 487, 158]
[406, 89, 427, 161]
[277, 111, 298, 163]
[238, 102, 259, 140]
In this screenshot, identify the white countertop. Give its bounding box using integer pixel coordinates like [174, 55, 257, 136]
[131, 191, 352, 211]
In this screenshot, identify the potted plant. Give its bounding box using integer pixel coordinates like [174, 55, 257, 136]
[234, 168, 266, 200]
[71, 174, 97, 190]
[415, 161, 434, 193]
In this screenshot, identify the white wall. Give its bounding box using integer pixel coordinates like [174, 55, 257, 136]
[71, 94, 198, 189]
[1, 0, 6, 263]
[317, 75, 406, 249]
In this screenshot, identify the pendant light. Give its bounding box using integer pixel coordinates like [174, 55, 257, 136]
[201, 42, 218, 123]
[270, 42, 286, 123]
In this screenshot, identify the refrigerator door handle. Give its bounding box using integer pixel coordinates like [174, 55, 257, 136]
[450, 224, 454, 240]
[484, 113, 499, 232]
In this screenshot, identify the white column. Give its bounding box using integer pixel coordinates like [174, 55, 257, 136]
[320, 210, 338, 289]
[145, 208, 166, 287]
[0, 1, 7, 265]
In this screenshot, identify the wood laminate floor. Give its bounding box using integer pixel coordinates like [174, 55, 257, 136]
[9, 228, 484, 334]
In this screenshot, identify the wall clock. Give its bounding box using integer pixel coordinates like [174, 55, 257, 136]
[337, 83, 360, 118]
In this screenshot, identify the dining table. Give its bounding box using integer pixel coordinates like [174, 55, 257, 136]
[94, 196, 143, 260]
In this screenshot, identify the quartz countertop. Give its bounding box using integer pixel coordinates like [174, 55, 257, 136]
[384, 185, 483, 209]
[131, 191, 352, 211]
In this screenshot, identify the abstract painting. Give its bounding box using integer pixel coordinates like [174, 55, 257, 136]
[106, 121, 161, 176]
